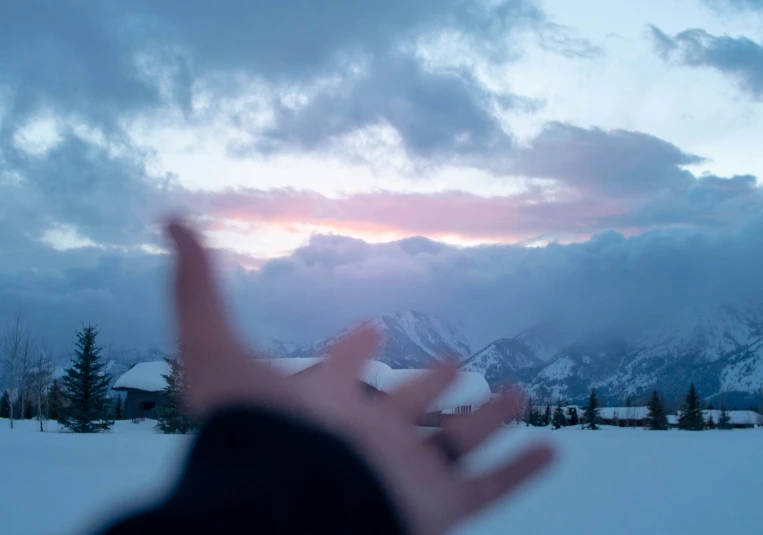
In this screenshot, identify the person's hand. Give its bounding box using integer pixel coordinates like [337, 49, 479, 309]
[167, 220, 555, 535]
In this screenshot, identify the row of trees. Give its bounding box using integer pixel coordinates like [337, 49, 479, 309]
[1, 313, 59, 430]
[1, 323, 116, 432]
[523, 383, 736, 431]
[3, 318, 195, 434]
[523, 396, 580, 429]
[645, 384, 733, 431]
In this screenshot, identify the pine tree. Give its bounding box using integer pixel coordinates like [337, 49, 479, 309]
[0, 390, 9, 418]
[543, 404, 551, 426]
[583, 389, 600, 430]
[646, 390, 669, 430]
[678, 383, 704, 431]
[58, 326, 113, 433]
[718, 404, 732, 430]
[524, 396, 535, 427]
[156, 357, 195, 434]
[552, 403, 567, 429]
[23, 398, 34, 419]
[567, 406, 579, 426]
[705, 414, 716, 429]
[114, 396, 123, 420]
[47, 379, 64, 421]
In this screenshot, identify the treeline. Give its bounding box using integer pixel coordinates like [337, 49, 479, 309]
[521, 383, 737, 431]
[2, 316, 194, 434]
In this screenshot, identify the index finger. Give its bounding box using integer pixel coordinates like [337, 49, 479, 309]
[167, 220, 290, 414]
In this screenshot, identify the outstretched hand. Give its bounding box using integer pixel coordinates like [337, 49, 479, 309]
[167, 220, 554, 535]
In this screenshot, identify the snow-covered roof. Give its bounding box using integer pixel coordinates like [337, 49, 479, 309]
[265, 357, 322, 375]
[113, 357, 491, 411]
[378, 369, 492, 411]
[267, 357, 490, 409]
[599, 407, 650, 420]
[264, 357, 392, 387]
[113, 361, 171, 392]
[666, 410, 761, 425]
[701, 410, 762, 425]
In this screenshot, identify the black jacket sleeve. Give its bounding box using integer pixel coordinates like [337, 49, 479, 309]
[96, 406, 408, 534]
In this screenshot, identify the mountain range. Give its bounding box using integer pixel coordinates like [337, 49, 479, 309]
[39, 305, 763, 408]
[272, 306, 763, 407]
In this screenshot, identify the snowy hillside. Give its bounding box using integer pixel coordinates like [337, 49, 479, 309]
[519, 304, 763, 405]
[289, 311, 472, 368]
[462, 338, 542, 389]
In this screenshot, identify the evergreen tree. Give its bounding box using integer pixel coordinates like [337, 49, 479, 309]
[567, 406, 579, 426]
[552, 403, 567, 429]
[524, 396, 535, 427]
[678, 383, 704, 431]
[58, 326, 113, 433]
[583, 389, 600, 430]
[646, 390, 669, 430]
[543, 404, 551, 426]
[0, 390, 9, 418]
[47, 379, 64, 421]
[718, 404, 732, 430]
[705, 414, 716, 429]
[23, 397, 34, 419]
[156, 357, 195, 434]
[113, 396, 123, 420]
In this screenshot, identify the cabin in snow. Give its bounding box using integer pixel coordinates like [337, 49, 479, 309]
[112, 361, 171, 420]
[598, 407, 650, 427]
[112, 357, 491, 426]
[668, 409, 763, 429]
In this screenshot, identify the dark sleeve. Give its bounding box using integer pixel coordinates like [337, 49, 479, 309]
[97, 406, 408, 535]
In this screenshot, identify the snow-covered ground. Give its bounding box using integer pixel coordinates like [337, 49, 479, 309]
[2, 419, 763, 534]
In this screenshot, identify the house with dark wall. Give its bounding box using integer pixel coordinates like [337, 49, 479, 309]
[112, 361, 171, 420]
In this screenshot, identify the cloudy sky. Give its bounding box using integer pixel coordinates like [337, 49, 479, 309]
[2, 0, 763, 353]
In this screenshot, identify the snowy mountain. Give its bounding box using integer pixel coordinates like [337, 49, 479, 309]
[518, 304, 763, 406]
[266, 339, 305, 357]
[461, 338, 542, 388]
[288, 311, 472, 368]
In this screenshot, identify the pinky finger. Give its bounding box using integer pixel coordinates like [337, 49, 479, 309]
[461, 444, 555, 517]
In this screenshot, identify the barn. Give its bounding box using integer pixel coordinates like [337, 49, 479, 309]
[112, 358, 491, 426]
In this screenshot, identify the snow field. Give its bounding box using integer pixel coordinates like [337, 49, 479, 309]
[2, 419, 763, 535]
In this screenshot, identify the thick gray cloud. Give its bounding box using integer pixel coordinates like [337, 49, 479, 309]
[259, 58, 516, 164]
[0, 0, 543, 157]
[513, 122, 703, 196]
[5, 213, 763, 356]
[702, 0, 763, 12]
[0, 133, 177, 249]
[649, 25, 763, 100]
[0, 0, 544, 262]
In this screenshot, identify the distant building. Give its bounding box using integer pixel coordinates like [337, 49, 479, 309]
[112, 358, 492, 427]
[669, 409, 763, 429]
[598, 407, 650, 427]
[112, 361, 171, 420]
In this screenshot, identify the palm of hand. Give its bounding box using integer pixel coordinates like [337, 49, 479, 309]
[168, 221, 554, 535]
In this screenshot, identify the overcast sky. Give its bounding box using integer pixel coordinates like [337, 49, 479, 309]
[2, 0, 763, 353]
